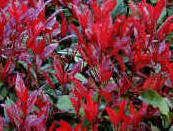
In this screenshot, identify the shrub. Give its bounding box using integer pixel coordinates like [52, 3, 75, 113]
[0, 0, 173, 130]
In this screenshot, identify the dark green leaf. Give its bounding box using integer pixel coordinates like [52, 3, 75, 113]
[141, 90, 169, 116]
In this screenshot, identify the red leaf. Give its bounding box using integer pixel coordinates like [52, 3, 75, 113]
[72, 78, 87, 97]
[118, 100, 127, 120]
[69, 61, 82, 78]
[15, 73, 27, 101]
[120, 116, 131, 131]
[74, 124, 86, 131]
[0, 116, 3, 131]
[167, 63, 173, 84]
[99, 89, 113, 103]
[106, 100, 127, 126]
[98, 67, 112, 83]
[35, 39, 45, 55]
[101, 0, 116, 18]
[27, 88, 42, 113]
[43, 73, 55, 90]
[1, 58, 12, 80]
[120, 81, 132, 95]
[56, 120, 72, 131]
[153, 0, 166, 21]
[130, 103, 135, 116]
[26, 113, 47, 127]
[61, 18, 67, 37]
[106, 107, 118, 126]
[91, 1, 101, 22]
[83, 94, 98, 123]
[41, 43, 59, 59]
[0, 0, 9, 8]
[132, 105, 147, 126]
[70, 24, 86, 45]
[157, 16, 173, 41]
[70, 97, 81, 115]
[49, 121, 59, 131]
[8, 2, 19, 22]
[54, 57, 64, 83]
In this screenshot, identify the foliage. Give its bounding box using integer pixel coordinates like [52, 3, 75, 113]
[0, 0, 173, 130]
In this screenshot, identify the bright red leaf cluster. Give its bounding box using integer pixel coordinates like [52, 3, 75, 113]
[0, 0, 173, 130]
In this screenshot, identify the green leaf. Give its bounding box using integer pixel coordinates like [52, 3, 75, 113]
[74, 53, 82, 62]
[79, 107, 85, 117]
[157, 7, 167, 25]
[162, 115, 170, 128]
[151, 124, 160, 131]
[75, 73, 87, 82]
[40, 64, 54, 74]
[169, 126, 173, 131]
[0, 87, 7, 100]
[99, 102, 106, 110]
[4, 108, 10, 123]
[141, 90, 169, 116]
[63, 9, 71, 17]
[150, 0, 157, 4]
[167, 32, 173, 46]
[57, 48, 73, 55]
[164, 97, 173, 108]
[112, 0, 127, 19]
[168, 7, 173, 17]
[56, 95, 74, 113]
[155, 64, 161, 73]
[5, 97, 13, 106]
[18, 60, 37, 80]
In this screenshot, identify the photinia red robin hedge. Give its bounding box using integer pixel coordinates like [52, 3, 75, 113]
[0, 0, 173, 130]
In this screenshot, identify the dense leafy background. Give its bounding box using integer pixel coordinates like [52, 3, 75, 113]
[0, 0, 173, 131]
